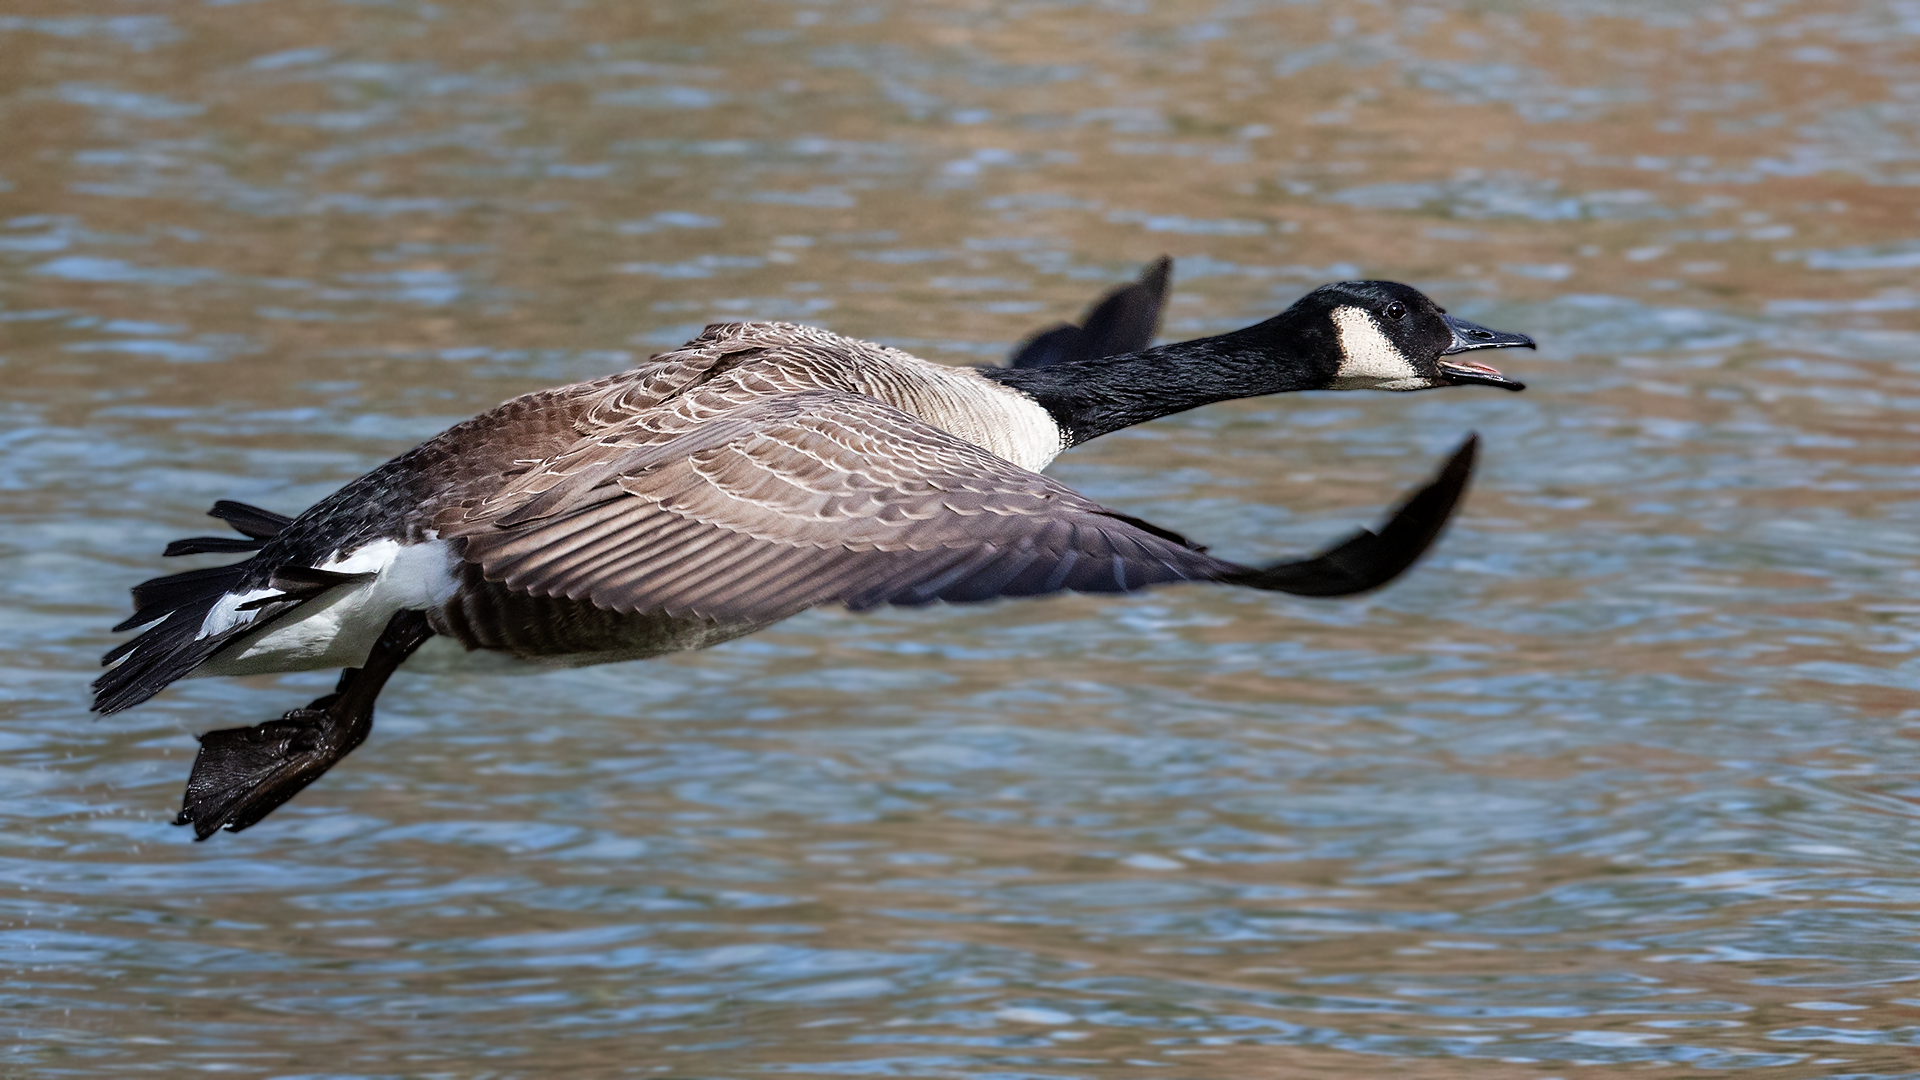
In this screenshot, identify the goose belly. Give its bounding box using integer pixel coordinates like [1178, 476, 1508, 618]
[427, 566, 773, 667]
[402, 626, 747, 675]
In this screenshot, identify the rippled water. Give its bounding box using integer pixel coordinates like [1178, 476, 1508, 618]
[7, 1, 1920, 1075]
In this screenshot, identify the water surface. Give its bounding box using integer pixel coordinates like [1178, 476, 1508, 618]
[6, 1, 1920, 1076]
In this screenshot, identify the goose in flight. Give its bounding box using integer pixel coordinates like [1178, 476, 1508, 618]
[95, 277, 1532, 838]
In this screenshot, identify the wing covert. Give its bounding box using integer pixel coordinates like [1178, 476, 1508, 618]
[446, 391, 1226, 620]
[444, 390, 1478, 622]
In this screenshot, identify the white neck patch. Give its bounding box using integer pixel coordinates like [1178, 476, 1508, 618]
[1330, 306, 1426, 390]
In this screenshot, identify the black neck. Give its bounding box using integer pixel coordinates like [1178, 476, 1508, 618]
[980, 315, 1332, 445]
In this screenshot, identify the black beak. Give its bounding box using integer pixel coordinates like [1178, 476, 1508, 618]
[1438, 314, 1532, 391]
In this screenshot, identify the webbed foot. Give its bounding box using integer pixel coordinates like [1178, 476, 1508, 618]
[175, 684, 353, 839]
[174, 609, 432, 839]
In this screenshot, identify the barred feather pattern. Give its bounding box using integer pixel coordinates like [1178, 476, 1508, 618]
[444, 389, 1229, 625]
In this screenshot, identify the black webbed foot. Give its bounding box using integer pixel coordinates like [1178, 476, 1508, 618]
[175, 683, 354, 839]
[174, 609, 433, 840]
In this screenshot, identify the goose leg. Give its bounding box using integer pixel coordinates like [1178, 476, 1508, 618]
[174, 609, 434, 840]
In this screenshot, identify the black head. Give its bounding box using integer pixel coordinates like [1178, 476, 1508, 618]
[976, 277, 1532, 447]
[1283, 281, 1531, 392]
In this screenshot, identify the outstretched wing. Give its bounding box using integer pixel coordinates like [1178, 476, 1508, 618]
[446, 390, 1476, 622]
[1009, 256, 1172, 369]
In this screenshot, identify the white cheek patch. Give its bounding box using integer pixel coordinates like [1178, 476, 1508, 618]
[1330, 306, 1425, 390]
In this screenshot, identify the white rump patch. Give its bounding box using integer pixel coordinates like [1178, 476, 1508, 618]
[196, 538, 461, 677]
[1330, 306, 1426, 390]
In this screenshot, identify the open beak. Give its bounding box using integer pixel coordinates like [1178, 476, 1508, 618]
[1438, 314, 1533, 391]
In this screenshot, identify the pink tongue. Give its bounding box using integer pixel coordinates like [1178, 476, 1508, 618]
[1449, 359, 1504, 376]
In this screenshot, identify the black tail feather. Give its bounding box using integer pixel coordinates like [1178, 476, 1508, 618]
[237, 566, 373, 611]
[94, 590, 241, 715]
[118, 564, 251, 632]
[98, 562, 343, 715]
[99, 501, 300, 714]
[209, 501, 292, 540]
[166, 536, 268, 557]
[101, 633, 148, 668]
[124, 499, 295, 627]
[100, 555, 257, 715]
[159, 501, 288, 556]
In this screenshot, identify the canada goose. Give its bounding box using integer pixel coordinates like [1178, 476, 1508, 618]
[97, 279, 1533, 838]
[1009, 256, 1172, 368]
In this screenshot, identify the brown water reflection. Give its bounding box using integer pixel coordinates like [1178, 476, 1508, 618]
[7, 1, 1920, 1076]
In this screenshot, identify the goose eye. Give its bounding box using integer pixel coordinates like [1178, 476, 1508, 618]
[1384, 301, 1408, 321]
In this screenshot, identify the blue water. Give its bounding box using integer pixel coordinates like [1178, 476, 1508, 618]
[6, 1, 1920, 1075]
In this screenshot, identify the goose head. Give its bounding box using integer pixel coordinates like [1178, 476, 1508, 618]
[1283, 280, 1531, 392]
[979, 278, 1532, 447]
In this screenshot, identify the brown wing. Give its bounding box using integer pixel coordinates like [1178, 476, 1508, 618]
[444, 390, 1479, 623]
[443, 390, 1235, 621]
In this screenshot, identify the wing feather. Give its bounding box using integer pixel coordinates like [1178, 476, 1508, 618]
[445, 390, 1229, 620]
[445, 390, 1476, 624]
